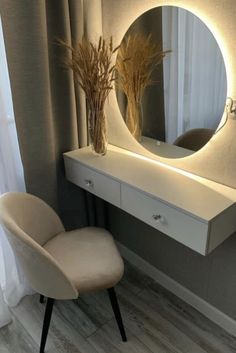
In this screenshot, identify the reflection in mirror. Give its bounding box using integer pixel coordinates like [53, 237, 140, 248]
[115, 6, 227, 158]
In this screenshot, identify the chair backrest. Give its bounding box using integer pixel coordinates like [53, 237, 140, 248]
[173, 128, 215, 151]
[0, 192, 78, 300]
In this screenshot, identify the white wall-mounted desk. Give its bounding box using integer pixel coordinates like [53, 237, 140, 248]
[64, 145, 236, 255]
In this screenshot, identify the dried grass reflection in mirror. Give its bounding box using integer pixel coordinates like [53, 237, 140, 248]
[115, 6, 227, 159]
[116, 33, 170, 142]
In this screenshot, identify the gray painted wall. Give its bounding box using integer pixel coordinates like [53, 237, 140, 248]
[108, 204, 236, 320]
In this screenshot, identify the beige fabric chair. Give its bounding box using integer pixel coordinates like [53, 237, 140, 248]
[173, 128, 215, 151]
[0, 192, 126, 353]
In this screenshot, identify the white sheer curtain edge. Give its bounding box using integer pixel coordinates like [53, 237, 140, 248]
[0, 17, 28, 328]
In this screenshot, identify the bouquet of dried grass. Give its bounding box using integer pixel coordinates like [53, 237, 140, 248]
[59, 36, 118, 155]
[116, 33, 170, 140]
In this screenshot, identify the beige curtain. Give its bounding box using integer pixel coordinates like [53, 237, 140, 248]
[0, 0, 105, 228]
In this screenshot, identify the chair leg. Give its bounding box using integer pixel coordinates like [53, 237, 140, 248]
[40, 298, 54, 353]
[107, 287, 127, 342]
[39, 295, 44, 304]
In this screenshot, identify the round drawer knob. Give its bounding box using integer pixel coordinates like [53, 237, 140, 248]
[152, 214, 164, 223]
[85, 179, 93, 187]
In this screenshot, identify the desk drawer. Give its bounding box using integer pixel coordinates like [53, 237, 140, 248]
[121, 184, 209, 254]
[65, 159, 120, 208]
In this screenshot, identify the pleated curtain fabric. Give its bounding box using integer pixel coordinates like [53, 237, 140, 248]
[0, 0, 106, 229]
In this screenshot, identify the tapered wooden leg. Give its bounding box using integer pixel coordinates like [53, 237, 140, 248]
[40, 298, 54, 353]
[107, 287, 127, 342]
[39, 295, 44, 304]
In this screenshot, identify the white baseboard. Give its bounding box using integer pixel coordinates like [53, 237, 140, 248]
[117, 241, 236, 337]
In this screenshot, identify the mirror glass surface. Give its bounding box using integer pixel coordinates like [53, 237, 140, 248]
[115, 6, 227, 158]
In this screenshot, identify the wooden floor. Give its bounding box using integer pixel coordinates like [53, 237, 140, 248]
[1, 261, 236, 353]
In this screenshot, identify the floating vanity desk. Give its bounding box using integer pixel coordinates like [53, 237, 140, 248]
[64, 145, 236, 255]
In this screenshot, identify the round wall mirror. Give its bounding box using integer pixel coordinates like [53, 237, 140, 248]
[115, 6, 227, 158]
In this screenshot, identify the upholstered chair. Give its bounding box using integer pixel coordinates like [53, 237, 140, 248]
[0, 192, 127, 353]
[173, 128, 215, 151]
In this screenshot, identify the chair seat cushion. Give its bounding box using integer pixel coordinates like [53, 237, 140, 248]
[43, 227, 124, 294]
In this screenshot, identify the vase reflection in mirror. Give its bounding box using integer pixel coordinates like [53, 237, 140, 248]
[115, 6, 227, 158]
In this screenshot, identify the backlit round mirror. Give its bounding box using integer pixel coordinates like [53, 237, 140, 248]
[115, 6, 227, 158]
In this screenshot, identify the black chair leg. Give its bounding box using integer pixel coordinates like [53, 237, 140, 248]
[40, 298, 54, 353]
[39, 295, 44, 304]
[107, 287, 127, 342]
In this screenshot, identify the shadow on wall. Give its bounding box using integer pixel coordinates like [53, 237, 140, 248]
[107, 203, 236, 319]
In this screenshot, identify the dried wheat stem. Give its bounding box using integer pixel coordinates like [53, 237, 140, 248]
[59, 36, 118, 154]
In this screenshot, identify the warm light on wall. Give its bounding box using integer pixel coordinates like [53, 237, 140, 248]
[108, 144, 236, 199]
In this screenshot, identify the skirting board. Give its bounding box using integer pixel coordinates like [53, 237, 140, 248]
[116, 241, 236, 337]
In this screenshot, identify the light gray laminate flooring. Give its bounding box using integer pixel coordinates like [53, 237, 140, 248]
[1, 261, 236, 353]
